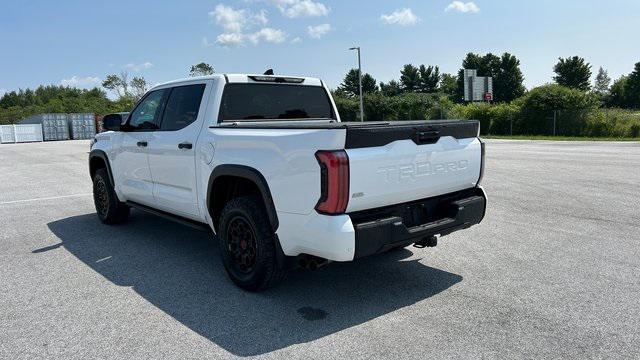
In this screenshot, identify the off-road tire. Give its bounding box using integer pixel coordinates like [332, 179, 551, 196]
[218, 196, 286, 291]
[93, 168, 130, 224]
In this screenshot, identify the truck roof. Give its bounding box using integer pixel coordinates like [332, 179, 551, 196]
[154, 74, 323, 89]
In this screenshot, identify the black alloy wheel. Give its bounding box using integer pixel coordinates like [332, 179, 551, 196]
[226, 215, 258, 273]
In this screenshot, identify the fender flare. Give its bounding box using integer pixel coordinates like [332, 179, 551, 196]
[89, 150, 115, 185]
[207, 164, 279, 231]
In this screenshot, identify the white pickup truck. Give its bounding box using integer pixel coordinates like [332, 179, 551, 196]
[89, 73, 486, 291]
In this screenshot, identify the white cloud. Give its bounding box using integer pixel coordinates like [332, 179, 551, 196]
[209, 4, 247, 32]
[254, 9, 269, 25]
[123, 62, 154, 72]
[445, 1, 480, 13]
[272, 0, 329, 18]
[60, 76, 101, 87]
[0, 89, 7, 97]
[217, 32, 246, 46]
[208, 5, 284, 46]
[307, 23, 331, 39]
[216, 28, 286, 46]
[380, 8, 419, 26]
[249, 28, 286, 44]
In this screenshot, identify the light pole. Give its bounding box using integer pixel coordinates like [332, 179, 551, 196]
[349, 46, 364, 122]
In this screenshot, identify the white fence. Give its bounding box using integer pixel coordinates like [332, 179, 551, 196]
[0, 124, 44, 144]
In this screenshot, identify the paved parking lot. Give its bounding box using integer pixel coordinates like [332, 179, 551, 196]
[1, 139, 639, 359]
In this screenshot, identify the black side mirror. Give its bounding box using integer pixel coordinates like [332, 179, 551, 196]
[102, 113, 125, 131]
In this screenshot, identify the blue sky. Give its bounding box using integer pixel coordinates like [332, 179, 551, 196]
[1, 0, 639, 96]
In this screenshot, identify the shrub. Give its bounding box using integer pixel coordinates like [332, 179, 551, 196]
[335, 92, 441, 122]
[445, 102, 518, 135]
[584, 109, 640, 137]
[427, 96, 455, 120]
[393, 93, 438, 120]
[449, 102, 492, 134]
[363, 92, 397, 121]
[333, 93, 359, 122]
[332, 87, 639, 138]
[515, 84, 598, 135]
[487, 103, 520, 135]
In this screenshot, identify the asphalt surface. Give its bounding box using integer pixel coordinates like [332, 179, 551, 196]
[1, 139, 639, 359]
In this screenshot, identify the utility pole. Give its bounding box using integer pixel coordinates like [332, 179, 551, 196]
[349, 46, 364, 122]
[510, 114, 513, 135]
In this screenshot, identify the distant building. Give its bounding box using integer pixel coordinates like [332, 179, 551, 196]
[463, 69, 493, 102]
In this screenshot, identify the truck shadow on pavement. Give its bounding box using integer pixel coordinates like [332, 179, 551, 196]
[45, 211, 462, 357]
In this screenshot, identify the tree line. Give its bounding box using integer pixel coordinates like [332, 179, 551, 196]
[0, 63, 216, 125]
[332, 54, 640, 137]
[335, 53, 640, 109]
[1, 57, 639, 138]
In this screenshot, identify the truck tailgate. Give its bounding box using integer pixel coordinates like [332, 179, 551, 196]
[344, 121, 482, 213]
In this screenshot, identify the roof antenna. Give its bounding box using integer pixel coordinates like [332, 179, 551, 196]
[263, 69, 274, 75]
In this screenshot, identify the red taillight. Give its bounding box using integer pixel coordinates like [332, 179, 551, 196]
[315, 150, 349, 214]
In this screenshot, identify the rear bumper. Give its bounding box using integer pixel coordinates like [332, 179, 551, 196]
[276, 187, 486, 262]
[350, 187, 487, 259]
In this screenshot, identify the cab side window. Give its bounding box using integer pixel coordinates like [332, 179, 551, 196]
[127, 89, 168, 131]
[160, 84, 206, 131]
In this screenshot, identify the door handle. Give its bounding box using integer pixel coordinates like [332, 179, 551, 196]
[415, 130, 440, 145]
[137, 141, 148, 147]
[178, 142, 193, 150]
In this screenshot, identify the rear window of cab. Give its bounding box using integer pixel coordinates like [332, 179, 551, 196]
[219, 84, 335, 122]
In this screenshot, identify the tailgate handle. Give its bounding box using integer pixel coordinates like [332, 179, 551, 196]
[415, 130, 440, 145]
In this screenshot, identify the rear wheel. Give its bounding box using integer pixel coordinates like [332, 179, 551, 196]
[93, 168, 129, 224]
[218, 196, 286, 291]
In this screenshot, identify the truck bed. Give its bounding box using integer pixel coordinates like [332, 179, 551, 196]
[214, 119, 479, 149]
[211, 119, 482, 213]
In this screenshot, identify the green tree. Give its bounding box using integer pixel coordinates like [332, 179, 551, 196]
[379, 80, 402, 97]
[553, 56, 592, 91]
[493, 53, 525, 102]
[189, 62, 215, 77]
[608, 76, 628, 107]
[102, 71, 130, 98]
[418, 65, 440, 93]
[0, 85, 131, 125]
[130, 77, 149, 101]
[400, 64, 420, 92]
[0, 91, 21, 108]
[623, 62, 640, 108]
[593, 67, 611, 96]
[338, 69, 378, 97]
[439, 73, 458, 99]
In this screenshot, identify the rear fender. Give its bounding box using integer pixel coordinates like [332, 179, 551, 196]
[206, 164, 279, 231]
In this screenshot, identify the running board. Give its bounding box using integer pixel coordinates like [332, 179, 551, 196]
[126, 201, 211, 232]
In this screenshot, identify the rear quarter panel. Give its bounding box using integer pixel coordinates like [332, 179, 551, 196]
[202, 127, 346, 215]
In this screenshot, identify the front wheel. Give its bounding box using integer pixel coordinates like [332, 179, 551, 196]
[93, 168, 129, 224]
[218, 196, 286, 291]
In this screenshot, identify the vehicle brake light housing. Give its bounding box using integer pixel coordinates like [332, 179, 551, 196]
[315, 150, 349, 214]
[248, 75, 305, 83]
[477, 139, 485, 185]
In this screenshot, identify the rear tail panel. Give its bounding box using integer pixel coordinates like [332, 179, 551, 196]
[345, 121, 481, 213]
